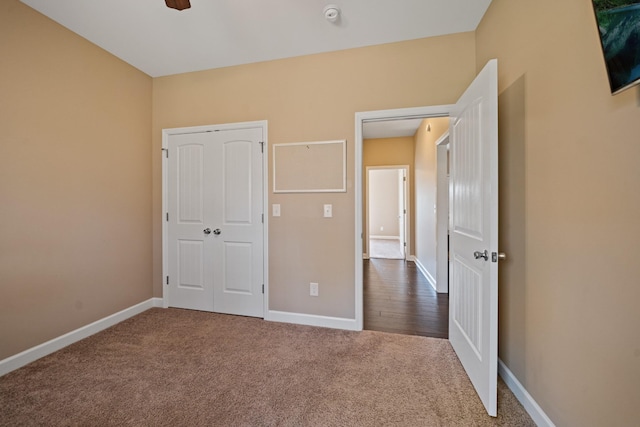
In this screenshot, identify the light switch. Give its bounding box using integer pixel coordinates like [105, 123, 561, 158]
[272, 204, 281, 217]
[323, 204, 332, 218]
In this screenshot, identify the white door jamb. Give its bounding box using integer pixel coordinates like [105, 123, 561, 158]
[436, 131, 450, 293]
[355, 106, 453, 330]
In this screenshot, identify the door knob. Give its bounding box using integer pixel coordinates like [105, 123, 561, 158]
[474, 250, 489, 261]
[204, 228, 212, 235]
[213, 229, 221, 235]
[492, 252, 507, 262]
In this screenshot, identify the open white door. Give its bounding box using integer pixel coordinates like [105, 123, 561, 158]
[448, 59, 499, 416]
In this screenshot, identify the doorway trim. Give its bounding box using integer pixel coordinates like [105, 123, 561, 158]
[161, 120, 269, 315]
[435, 131, 450, 293]
[365, 165, 410, 260]
[355, 106, 453, 330]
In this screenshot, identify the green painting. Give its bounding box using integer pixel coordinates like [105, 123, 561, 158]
[592, 0, 640, 93]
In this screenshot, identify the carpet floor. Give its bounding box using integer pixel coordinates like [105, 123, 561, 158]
[369, 238, 404, 259]
[0, 308, 534, 426]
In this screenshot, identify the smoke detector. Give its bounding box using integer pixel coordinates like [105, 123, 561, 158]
[323, 5, 341, 23]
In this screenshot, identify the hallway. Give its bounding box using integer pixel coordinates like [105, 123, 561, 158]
[363, 259, 449, 339]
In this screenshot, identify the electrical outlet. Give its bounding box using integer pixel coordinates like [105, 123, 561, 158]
[310, 282, 319, 297]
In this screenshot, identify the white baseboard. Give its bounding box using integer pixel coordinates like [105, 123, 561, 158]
[414, 258, 437, 291]
[0, 298, 163, 377]
[369, 235, 400, 240]
[266, 310, 359, 331]
[498, 359, 555, 427]
[364, 254, 414, 261]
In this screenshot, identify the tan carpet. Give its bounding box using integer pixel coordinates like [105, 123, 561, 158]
[0, 308, 534, 426]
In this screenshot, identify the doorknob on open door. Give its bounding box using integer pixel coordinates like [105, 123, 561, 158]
[492, 252, 507, 262]
[474, 250, 489, 261]
[204, 228, 212, 235]
[213, 229, 221, 235]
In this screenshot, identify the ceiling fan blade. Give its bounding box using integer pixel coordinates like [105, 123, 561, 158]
[165, 0, 191, 11]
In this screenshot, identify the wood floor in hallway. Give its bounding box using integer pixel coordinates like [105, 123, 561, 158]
[364, 258, 449, 339]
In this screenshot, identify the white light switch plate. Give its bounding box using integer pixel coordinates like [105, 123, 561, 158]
[273, 204, 281, 217]
[323, 204, 332, 218]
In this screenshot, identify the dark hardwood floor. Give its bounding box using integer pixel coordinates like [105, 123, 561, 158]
[364, 258, 449, 339]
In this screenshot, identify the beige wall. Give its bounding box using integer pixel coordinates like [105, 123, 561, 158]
[363, 137, 415, 256]
[0, 1, 153, 359]
[477, 0, 640, 425]
[153, 34, 477, 318]
[414, 118, 449, 281]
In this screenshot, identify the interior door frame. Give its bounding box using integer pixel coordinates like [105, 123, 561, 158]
[161, 120, 269, 315]
[355, 106, 453, 330]
[364, 165, 410, 260]
[435, 132, 450, 293]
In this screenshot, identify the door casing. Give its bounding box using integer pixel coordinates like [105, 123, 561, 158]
[436, 132, 450, 293]
[365, 165, 410, 260]
[161, 120, 269, 314]
[355, 106, 453, 330]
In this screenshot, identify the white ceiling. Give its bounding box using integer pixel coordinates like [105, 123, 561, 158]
[21, 0, 492, 78]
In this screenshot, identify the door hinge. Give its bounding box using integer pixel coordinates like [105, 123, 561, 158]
[262, 284, 264, 294]
[259, 141, 264, 153]
[262, 213, 264, 223]
[404, 209, 406, 214]
[404, 242, 407, 247]
[403, 176, 407, 182]
[166, 276, 169, 285]
[162, 148, 168, 158]
[166, 212, 169, 222]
